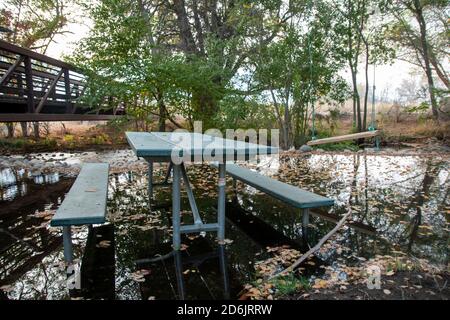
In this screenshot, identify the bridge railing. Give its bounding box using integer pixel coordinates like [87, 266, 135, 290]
[0, 40, 122, 121]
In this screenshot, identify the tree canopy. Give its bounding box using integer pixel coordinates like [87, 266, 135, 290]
[60, 0, 449, 147]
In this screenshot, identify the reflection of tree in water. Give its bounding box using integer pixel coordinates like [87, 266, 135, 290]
[0, 170, 76, 299]
[241, 153, 448, 266]
[6, 253, 68, 300]
[400, 160, 448, 264]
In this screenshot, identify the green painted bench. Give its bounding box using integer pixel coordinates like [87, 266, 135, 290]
[220, 164, 334, 230]
[51, 163, 109, 263]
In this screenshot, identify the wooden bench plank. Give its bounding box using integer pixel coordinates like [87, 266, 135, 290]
[51, 163, 109, 226]
[307, 130, 380, 146]
[224, 164, 334, 209]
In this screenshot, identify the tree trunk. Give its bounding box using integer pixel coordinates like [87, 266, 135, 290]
[283, 107, 290, 149]
[350, 66, 362, 132]
[191, 90, 218, 130]
[430, 55, 450, 89]
[157, 90, 166, 132]
[414, 0, 439, 119]
[352, 96, 356, 128]
[172, 0, 198, 55]
[20, 122, 28, 137]
[6, 123, 15, 138]
[363, 40, 370, 131]
[33, 122, 40, 139]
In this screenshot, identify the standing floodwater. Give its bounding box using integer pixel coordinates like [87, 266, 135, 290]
[0, 150, 448, 299]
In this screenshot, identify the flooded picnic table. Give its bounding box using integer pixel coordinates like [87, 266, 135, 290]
[0, 149, 448, 299]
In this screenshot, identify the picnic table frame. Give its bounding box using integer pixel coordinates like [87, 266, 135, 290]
[126, 131, 277, 250]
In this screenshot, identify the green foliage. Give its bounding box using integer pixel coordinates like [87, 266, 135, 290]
[71, 0, 307, 130]
[0, 137, 57, 150]
[405, 102, 430, 114]
[216, 95, 277, 131]
[315, 141, 360, 152]
[0, 0, 73, 52]
[269, 274, 311, 296]
[64, 0, 447, 144]
[90, 133, 108, 145]
[0, 138, 26, 149]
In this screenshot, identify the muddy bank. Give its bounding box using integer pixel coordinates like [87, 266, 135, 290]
[297, 270, 449, 300]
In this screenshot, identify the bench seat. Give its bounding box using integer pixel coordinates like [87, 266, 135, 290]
[51, 163, 109, 264]
[51, 163, 109, 227]
[224, 164, 334, 209]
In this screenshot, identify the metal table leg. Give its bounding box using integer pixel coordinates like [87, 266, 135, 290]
[172, 163, 181, 250]
[62, 226, 73, 264]
[174, 250, 186, 300]
[164, 162, 173, 184]
[180, 163, 202, 225]
[217, 163, 226, 242]
[302, 208, 310, 240]
[147, 160, 153, 203]
[218, 245, 230, 299]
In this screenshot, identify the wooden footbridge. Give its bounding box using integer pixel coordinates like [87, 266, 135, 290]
[0, 40, 124, 122]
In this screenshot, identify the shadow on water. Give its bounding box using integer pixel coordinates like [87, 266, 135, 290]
[0, 151, 448, 299]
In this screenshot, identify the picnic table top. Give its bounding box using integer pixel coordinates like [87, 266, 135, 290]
[126, 131, 278, 159]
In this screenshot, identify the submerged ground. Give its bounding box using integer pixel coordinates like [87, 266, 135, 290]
[0, 149, 448, 300]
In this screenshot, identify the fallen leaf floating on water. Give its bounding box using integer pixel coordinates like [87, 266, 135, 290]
[129, 269, 151, 282]
[0, 285, 13, 292]
[312, 279, 329, 289]
[217, 238, 234, 245]
[30, 210, 55, 219]
[96, 240, 111, 248]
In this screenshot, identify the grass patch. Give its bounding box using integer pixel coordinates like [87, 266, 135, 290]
[268, 274, 311, 297]
[314, 141, 360, 151]
[0, 137, 59, 152]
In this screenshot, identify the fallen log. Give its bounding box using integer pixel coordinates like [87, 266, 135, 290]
[269, 209, 352, 280]
[307, 131, 380, 146]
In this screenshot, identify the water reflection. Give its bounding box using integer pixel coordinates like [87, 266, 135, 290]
[0, 168, 61, 201]
[0, 151, 448, 299]
[255, 153, 449, 265]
